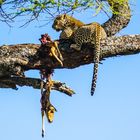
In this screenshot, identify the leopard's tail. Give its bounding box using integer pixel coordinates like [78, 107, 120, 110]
[91, 24, 101, 96]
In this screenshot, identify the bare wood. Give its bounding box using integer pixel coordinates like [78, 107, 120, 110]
[0, 77, 75, 96]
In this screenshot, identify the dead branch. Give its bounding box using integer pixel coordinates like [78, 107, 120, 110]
[0, 77, 75, 96]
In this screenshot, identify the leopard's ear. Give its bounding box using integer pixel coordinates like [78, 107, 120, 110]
[63, 14, 67, 18]
[64, 14, 66, 18]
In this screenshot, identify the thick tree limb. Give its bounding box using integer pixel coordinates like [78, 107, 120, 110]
[59, 35, 140, 68]
[0, 35, 139, 71]
[102, 0, 131, 36]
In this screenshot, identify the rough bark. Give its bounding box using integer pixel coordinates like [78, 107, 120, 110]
[103, 0, 131, 37]
[0, 35, 139, 71]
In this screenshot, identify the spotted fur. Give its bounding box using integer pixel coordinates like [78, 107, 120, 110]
[52, 14, 107, 95]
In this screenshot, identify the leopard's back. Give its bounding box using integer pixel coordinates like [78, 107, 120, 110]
[74, 22, 106, 49]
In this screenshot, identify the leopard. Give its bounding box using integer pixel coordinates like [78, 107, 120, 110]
[52, 14, 107, 95]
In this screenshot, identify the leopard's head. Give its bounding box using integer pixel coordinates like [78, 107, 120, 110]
[52, 14, 72, 31]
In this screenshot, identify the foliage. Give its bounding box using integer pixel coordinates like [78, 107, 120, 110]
[0, 0, 133, 25]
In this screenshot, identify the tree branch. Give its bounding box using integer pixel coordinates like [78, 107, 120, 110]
[59, 35, 140, 68]
[0, 77, 75, 96]
[102, 0, 131, 36]
[0, 35, 139, 72]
